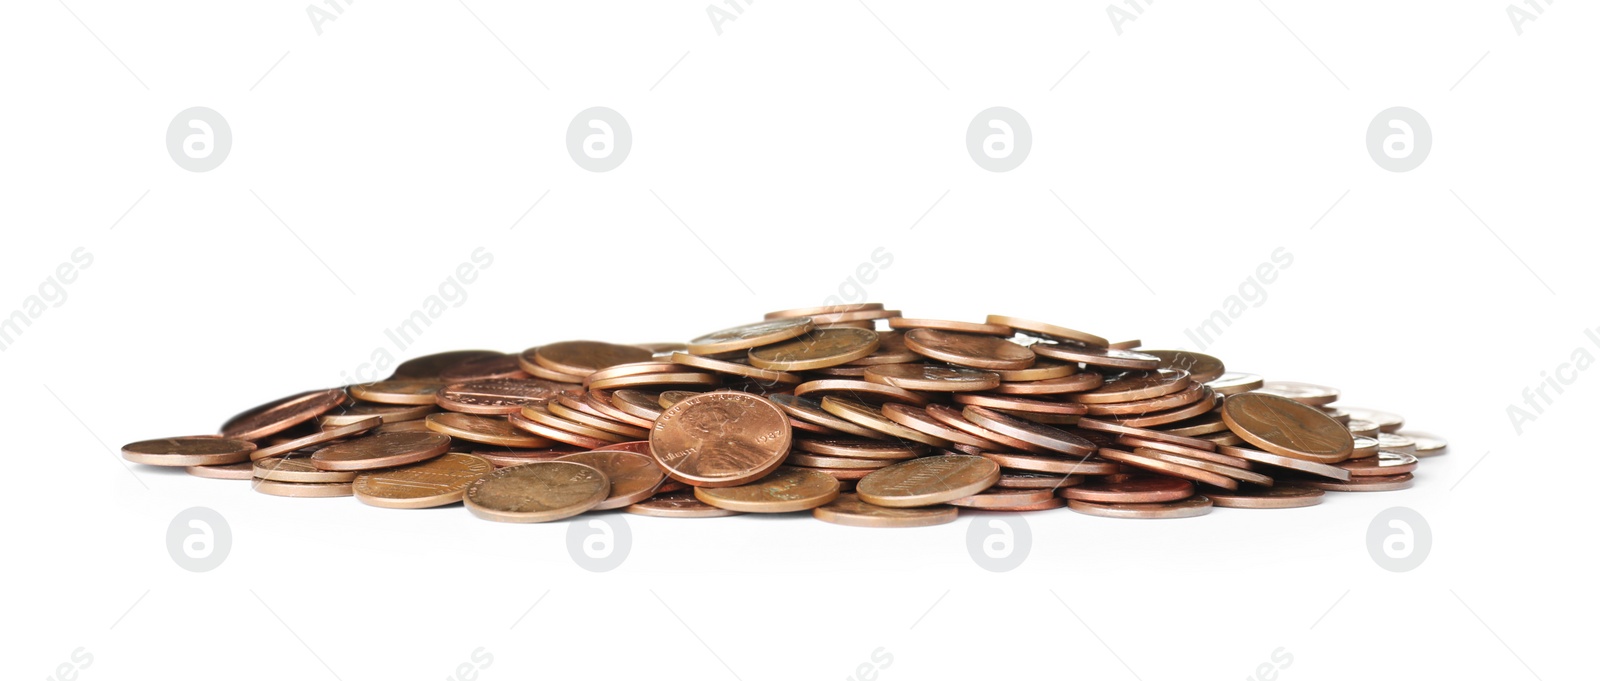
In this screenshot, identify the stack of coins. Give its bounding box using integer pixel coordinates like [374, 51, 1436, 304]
[122, 304, 1446, 525]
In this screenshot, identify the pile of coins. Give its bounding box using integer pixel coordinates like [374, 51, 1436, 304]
[122, 304, 1447, 526]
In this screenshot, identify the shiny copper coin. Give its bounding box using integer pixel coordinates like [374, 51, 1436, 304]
[808, 308, 900, 324]
[1133, 447, 1273, 486]
[1218, 444, 1351, 481]
[658, 390, 701, 408]
[349, 379, 445, 405]
[843, 331, 920, 366]
[1109, 339, 1142, 349]
[792, 379, 928, 406]
[1340, 451, 1418, 477]
[687, 317, 815, 355]
[747, 327, 880, 371]
[584, 361, 681, 385]
[425, 412, 552, 448]
[587, 371, 720, 392]
[1221, 392, 1353, 463]
[252, 480, 354, 498]
[611, 389, 665, 421]
[1116, 436, 1254, 469]
[997, 472, 1083, 489]
[902, 328, 1035, 370]
[1097, 448, 1238, 490]
[626, 491, 741, 518]
[374, 420, 433, 434]
[351, 452, 494, 509]
[1376, 433, 1418, 455]
[670, 352, 802, 386]
[1206, 372, 1265, 395]
[812, 493, 958, 528]
[856, 455, 1000, 507]
[985, 315, 1109, 347]
[821, 397, 951, 447]
[650, 392, 791, 488]
[221, 388, 348, 441]
[992, 408, 1074, 425]
[764, 303, 884, 319]
[582, 390, 656, 428]
[516, 347, 586, 383]
[474, 448, 582, 467]
[1303, 473, 1414, 492]
[391, 350, 503, 379]
[1106, 389, 1219, 427]
[948, 488, 1056, 509]
[880, 403, 996, 448]
[1067, 495, 1213, 519]
[547, 399, 651, 439]
[596, 440, 652, 456]
[952, 393, 1088, 417]
[1201, 431, 1245, 446]
[1342, 407, 1405, 433]
[990, 372, 1104, 395]
[1203, 483, 1324, 509]
[1257, 381, 1340, 406]
[771, 394, 891, 440]
[439, 353, 527, 382]
[923, 404, 1029, 451]
[557, 450, 667, 509]
[1076, 417, 1218, 451]
[1083, 382, 1209, 415]
[961, 406, 1097, 456]
[515, 405, 629, 445]
[1072, 369, 1192, 404]
[786, 453, 895, 469]
[464, 460, 610, 522]
[253, 454, 358, 483]
[319, 402, 434, 427]
[889, 318, 1013, 336]
[310, 431, 451, 471]
[975, 450, 1119, 475]
[795, 438, 925, 460]
[1143, 350, 1225, 383]
[1158, 413, 1230, 437]
[1062, 474, 1194, 503]
[123, 436, 257, 467]
[534, 341, 652, 377]
[801, 466, 876, 481]
[436, 378, 579, 415]
[184, 460, 256, 480]
[1402, 431, 1448, 457]
[864, 364, 1001, 392]
[694, 466, 840, 512]
[1031, 343, 1159, 370]
[984, 497, 1069, 512]
[996, 358, 1079, 382]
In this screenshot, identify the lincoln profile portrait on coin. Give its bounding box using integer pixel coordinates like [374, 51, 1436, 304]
[678, 399, 770, 476]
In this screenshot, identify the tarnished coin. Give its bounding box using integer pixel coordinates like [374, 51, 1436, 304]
[961, 406, 1097, 456]
[864, 364, 1001, 392]
[889, 318, 1013, 336]
[1143, 350, 1225, 383]
[1062, 474, 1194, 503]
[556, 450, 666, 510]
[1303, 473, 1414, 492]
[947, 488, 1057, 509]
[747, 327, 880, 371]
[425, 412, 552, 448]
[319, 402, 434, 427]
[902, 328, 1035, 370]
[855, 455, 1000, 507]
[253, 479, 354, 498]
[1218, 444, 1351, 481]
[1221, 392, 1353, 463]
[1257, 381, 1340, 406]
[185, 460, 256, 480]
[310, 431, 451, 471]
[464, 460, 610, 522]
[625, 491, 741, 518]
[439, 353, 528, 382]
[1031, 343, 1160, 370]
[812, 493, 958, 528]
[123, 437, 257, 467]
[1343, 407, 1405, 433]
[650, 392, 791, 488]
[253, 455, 357, 483]
[392, 350, 502, 379]
[250, 416, 381, 461]
[1202, 483, 1324, 509]
[1066, 495, 1213, 519]
[1072, 369, 1192, 404]
[694, 466, 840, 512]
[437, 378, 579, 415]
[687, 317, 815, 355]
[534, 341, 652, 377]
[349, 379, 445, 405]
[1339, 451, 1418, 477]
[221, 388, 348, 441]
[352, 453, 494, 509]
[1206, 372, 1265, 395]
[821, 397, 952, 447]
[985, 315, 1109, 347]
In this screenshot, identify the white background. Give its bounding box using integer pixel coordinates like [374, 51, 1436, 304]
[3, 1, 1595, 679]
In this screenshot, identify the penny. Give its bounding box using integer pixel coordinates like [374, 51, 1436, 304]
[516, 405, 629, 444]
[1206, 372, 1265, 395]
[771, 394, 891, 440]
[439, 353, 528, 382]
[687, 317, 816, 355]
[473, 448, 582, 467]
[1133, 447, 1274, 487]
[800, 466, 877, 481]
[351, 452, 494, 509]
[1141, 350, 1225, 383]
[1031, 343, 1160, 370]
[670, 351, 803, 386]
[1082, 382, 1208, 415]
[924, 404, 1028, 451]
[1159, 413, 1230, 437]
[392, 350, 503, 379]
[855, 455, 1000, 507]
[252, 479, 354, 498]
[374, 420, 433, 434]
[123, 436, 257, 467]
[514, 348, 586, 383]
[310, 431, 451, 471]
[556, 450, 667, 509]
[844, 331, 921, 366]
[880, 403, 996, 448]
[983, 497, 1069, 512]
[985, 315, 1109, 347]
[903, 328, 1035, 371]
[812, 493, 958, 528]
[320, 403, 433, 428]
[990, 372, 1104, 395]
[864, 364, 1001, 392]
[975, 450, 1119, 475]
[1220, 392, 1353, 463]
[1109, 339, 1142, 350]
[611, 389, 666, 421]
[184, 460, 256, 480]
[1071, 369, 1191, 404]
[961, 405, 1097, 456]
[1402, 432, 1448, 457]
[1105, 388, 1219, 427]
[1066, 495, 1213, 519]
[436, 378, 579, 415]
[997, 472, 1083, 489]
[821, 397, 951, 447]
[1376, 432, 1418, 455]
[694, 466, 840, 512]
[464, 460, 610, 523]
[1350, 435, 1380, 459]
[650, 392, 791, 488]
[787, 453, 895, 469]
[950, 392, 1087, 415]
[809, 308, 900, 324]
[221, 388, 348, 441]
[747, 327, 880, 371]
[587, 371, 720, 392]
[1098, 448, 1238, 490]
[1346, 419, 1380, 438]
[1062, 475, 1195, 504]
[626, 491, 742, 518]
[1116, 436, 1255, 469]
[1338, 451, 1418, 477]
[581, 390, 656, 429]
[1342, 407, 1405, 433]
[888, 318, 1013, 336]
[996, 358, 1079, 382]
[1201, 431, 1245, 446]
[1218, 444, 1351, 481]
[584, 361, 681, 385]
[1303, 473, 1414, 492]
[795, 438, 925, 460]
[248, 416, 381, 461]
[1257, 381, 1340, 406]
[792, 379, 929, 406]
[948, 488, 1056, 509]
[659, 390, 704, 408]
[1076, 417, 1218, 451]
[253, 455, 358, 483]
[1203, 483, 1325, 509]
[424, 412, 550, 448]
[534, 341, 653, 377]
[349, 379, 445, 405]
[547, 399, 651, 439]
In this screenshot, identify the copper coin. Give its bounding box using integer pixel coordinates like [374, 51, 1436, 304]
[625, 491, 742, 518]
[764, 303, 884, 319]
[474, 448, 583, 467]
[1066, 495, 1213, 519]
[221, 388, 348, 440]
[463, 460, 610, 522]
[184, 460, 256, 480]
[771, 394, 891, 440]
[747, 327, 880, 371]
[436, 378, 579, 415]
[1257, 381, 1340, 406]
[687, 317, 816, 355]
[587, 371, 721, 391]
[1402, 431, 1448, 457]
[975, 451, 1118, 475]
[1201, 431, 1245, 446]
[1376, 432, 1418, 455]
[1097, 448, 1238, 490]
[1142, 350, 1225, 383]
[1076, 417, 1218, 451]
[902, 328, 1035, 371]
[310, 431, 451, 471]
[1116, 436, 1254, 469]
[510, 407, 625, 448]
[584, 361, 682, 385]
[516, 347, 587, 383]
[990, 372, 1104, 395]
[1218, 444, 1351, 481]
[997, 472, 1083, 489]
[787, 453, 895, 469]
[1108, 339, 1142, 350]
[880, 403, 996, 448]
[547, 399, 651, 439]
[1321, 406, 1352, 424]
[948, 488, 1056, 509]
[1062, 474, 1194, 503]
[1343, 407, 1405, 433]
[1132, 447, 1273, 487]
[582, 390, 656, 429]
[812, 493, 958, 528]
[123, 437, 257, 467]
[439, 353, 528, 382]
[1304, 473, 1414, 492]
[1339, 451, 1418, 477]
[248, 416, 381, 461]
[1346, 419, 1381, 438]
[889, 318, 1013, 336]
[856, 455, 1000, 507]
[391, 350, 503, 379]
[670, 352, 802, 386]
[792, 379, 929, 406]
[808, 308, 900, 324]
[1072, 369, 1192, 404]
[319, 402, 434, 427]
[374, 420, 433, 434]
[1105, 388, 1219, 427]
[1031, 343, 1159, 370]
[1350, 435, 1380, 459]
[611, 389, 665, 421]
[658, 390, 702, 408]
[1203, 483, 1325, 509]
[996, 358, 1079, 382]
[795, 438, 925, 460]
[517, 404, 628, 443]
[864, 364, 1001, 392]
[253, 455, 358, 483]
[924, 404, 1027, 451]
[1158, 413, 1230, 437]
[843, 330, 921, 366]
[952, 393, 1087, 416]
[983, 497, 1069, 512]
[425, 412, 552, 448]
[556, 450, 667, 509]
[252, 479, 354, 498]
[984, 315, 1109, 347]
[1206, 372, 1265, 395]
[650, 392, 791, 488]
[534, 341, 653, 377]
[961, 405, 1097, 456]
[800, 466, 877, 481]
[350, 452, 494, 509]
[1083, 382, 1209, 416]
[821, 397, 952, 447]
[693, 466, 840, 513]
[349, 379, 445, 405]
[1220, 392, 1353, 463]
